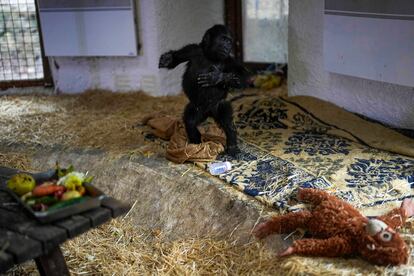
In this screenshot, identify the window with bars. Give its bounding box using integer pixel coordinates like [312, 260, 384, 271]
[0, 0, 44, 82]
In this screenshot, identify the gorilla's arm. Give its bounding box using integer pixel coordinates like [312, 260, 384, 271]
[159, 44, 200, 69]
[224, 58, 250, 89]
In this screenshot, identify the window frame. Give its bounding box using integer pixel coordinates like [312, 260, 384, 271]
[225, 0, 287, 71]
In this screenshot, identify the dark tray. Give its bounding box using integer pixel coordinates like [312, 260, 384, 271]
[1, 169, 106, 223]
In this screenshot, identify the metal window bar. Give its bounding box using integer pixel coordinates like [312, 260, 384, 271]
[0, 0, 44, 81]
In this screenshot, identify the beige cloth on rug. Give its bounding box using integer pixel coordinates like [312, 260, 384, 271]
[287, 96, 414, 157]
[144, 114, 225, 163]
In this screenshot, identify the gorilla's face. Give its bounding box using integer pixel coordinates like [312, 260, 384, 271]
[202, 25, 234, 61]
[211, 32, 233, 59]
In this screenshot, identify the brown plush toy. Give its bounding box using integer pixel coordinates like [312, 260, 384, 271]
[253, 188, 414, 266]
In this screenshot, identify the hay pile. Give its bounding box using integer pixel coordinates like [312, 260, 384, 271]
[0, 87, 286, 155]
[0, 152, 32, 171]
[8, 215, 414, 276]
[8, 217, 282, 276]
[0, 91, 187, 154]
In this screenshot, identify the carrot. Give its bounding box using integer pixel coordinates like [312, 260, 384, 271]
[32, 185, 65, 197]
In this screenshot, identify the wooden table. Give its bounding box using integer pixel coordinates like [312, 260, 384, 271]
[0, 167, 130, 275]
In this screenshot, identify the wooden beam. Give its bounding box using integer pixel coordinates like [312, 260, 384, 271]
[35, 247, 69, 276]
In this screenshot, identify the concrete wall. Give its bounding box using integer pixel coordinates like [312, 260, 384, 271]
[49, 0, 224, 95]
[288, 0, 414, 129]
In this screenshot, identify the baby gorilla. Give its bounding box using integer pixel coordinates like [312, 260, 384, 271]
[159, 24, 248, 157]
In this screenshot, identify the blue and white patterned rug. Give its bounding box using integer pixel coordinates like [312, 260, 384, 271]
[148, 92, 414, 216]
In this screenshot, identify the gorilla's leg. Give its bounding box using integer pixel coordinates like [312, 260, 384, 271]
[212, 100, 239, 155]
[183, 102, 207, 144]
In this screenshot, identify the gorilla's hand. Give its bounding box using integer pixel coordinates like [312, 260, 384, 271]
[197, 65, 223, 88]
[223, 73, 241, 88]
[159, 52, 174, 68]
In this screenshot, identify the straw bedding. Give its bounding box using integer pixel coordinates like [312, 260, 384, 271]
[7, 216, 283, 276]
[0, 152, 32, 171]
[0, 90, 187, 154]
[2, 86, 414, 275]
[7, 215, 414, 275]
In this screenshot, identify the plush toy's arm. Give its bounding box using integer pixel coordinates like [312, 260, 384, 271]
[253, 211, 311, 239]
[378, 199, 414, 229]
[281, 236, 354, 258]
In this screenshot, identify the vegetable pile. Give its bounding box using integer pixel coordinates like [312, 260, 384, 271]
[6, 165, 94, 212]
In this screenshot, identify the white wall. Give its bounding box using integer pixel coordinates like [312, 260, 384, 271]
[49, 0, 224, 95]
[288, 0, 414, 129]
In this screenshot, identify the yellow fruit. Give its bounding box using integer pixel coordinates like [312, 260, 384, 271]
[58, 172, 85, 190]
[61, 190, 82, 201]
[253, 75, 267, 87]
[7, 174, 36, 196]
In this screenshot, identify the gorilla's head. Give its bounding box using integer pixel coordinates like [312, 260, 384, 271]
[201, 25, 233, 61]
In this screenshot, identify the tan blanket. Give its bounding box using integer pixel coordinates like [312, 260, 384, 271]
[144, 115, 225, 163]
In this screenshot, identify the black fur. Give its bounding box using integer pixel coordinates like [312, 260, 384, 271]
[159, 25, 248, 156]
